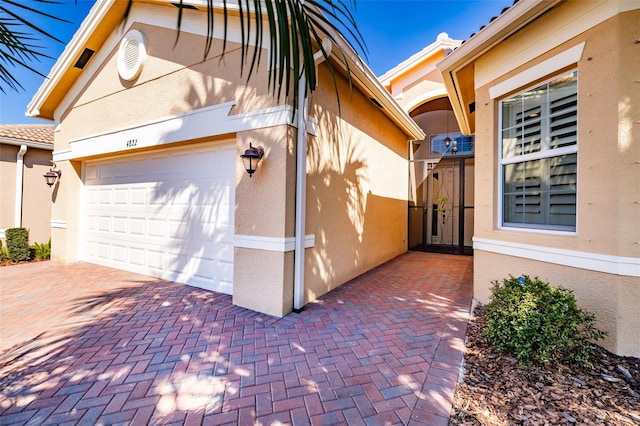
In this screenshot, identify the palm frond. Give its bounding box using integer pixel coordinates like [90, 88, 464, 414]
[0, 0, 73, 93]
[124, 0, 366, 111]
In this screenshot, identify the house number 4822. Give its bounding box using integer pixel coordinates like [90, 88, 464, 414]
[126, 139, 138, 148]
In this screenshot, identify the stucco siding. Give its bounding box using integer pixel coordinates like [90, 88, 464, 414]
[474, 9, 639, 257]
[0, 145, 17, 233]
[472, 6, 640, 357]
[0, 145, 52, 244]
[42, 1, 420, 318]
[57, 22, 279, 148]
[304, 63, 410, 302]
[21, 148, 54, 244]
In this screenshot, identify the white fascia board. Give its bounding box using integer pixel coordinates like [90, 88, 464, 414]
[379, 34, 462, 85]
[437, 0, 563, 73]
[56, 101, 297, 161]
[474, 237, 640, 277]
[312, 16, 425, 141]
[26, 0, 115, 119]
[435, 0, 563, 136]
[335, 49, 426, 140]
[0, 137, 53, 151]
[440, 73, 471, 136]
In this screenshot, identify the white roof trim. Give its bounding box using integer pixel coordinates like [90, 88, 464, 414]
[0, 137, 53, 150]
[379, 32, 461, 85]
[436, 0, 564, 135]
[26, 0, 424, 141]
[26, 0, 115, 118]
[437, 0, 564, 72]
[320, 24, 425, 140]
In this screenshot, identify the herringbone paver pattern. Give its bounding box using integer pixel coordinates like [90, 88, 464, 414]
[0, 252, 472, 425]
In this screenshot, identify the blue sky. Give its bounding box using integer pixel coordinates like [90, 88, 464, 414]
[0, 0, 512, 124]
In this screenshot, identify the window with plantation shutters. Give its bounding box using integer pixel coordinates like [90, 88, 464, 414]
[500, 71, 577, 231]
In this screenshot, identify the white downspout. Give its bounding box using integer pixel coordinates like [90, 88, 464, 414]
[294, 39, 332, 311]
[14, 145, 27, 228]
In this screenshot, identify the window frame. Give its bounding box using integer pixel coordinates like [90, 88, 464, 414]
[498, 70, 578, 233]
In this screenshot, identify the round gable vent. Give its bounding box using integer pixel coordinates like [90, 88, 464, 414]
[117, 29, 146, 81]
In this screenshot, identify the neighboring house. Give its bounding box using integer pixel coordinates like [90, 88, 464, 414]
[0, 124, 54, 245]
[26, 0, 424, 317]
[379, 33, 476, 255]
[438, 0, 639, 357]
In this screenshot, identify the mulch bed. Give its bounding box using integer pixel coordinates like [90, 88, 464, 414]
[449, 305, 640, 425]
[0, 259, 46, 267]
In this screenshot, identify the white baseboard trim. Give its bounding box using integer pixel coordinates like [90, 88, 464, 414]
[235, 234, 315, 252]
[50, 219, 68, 229]
[473, 237, 640, 277]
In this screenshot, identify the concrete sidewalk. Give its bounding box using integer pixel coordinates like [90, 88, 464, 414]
[0, 251, 472, 425]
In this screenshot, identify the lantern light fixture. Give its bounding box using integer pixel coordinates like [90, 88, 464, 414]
[43, 163, 62, 187]
[240, 142, 264, 177]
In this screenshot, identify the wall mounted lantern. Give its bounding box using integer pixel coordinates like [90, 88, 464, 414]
[240, 143, 264, 178]
[444, 136, 452, 148]
[43, 163, 62, 187]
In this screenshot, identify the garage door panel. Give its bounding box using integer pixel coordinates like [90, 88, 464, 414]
[130, 247, 146, 266]
[148, 219, 165, 238]
[96, 243, 110, 260]
[112, 245, 127, 263]
[114, 189, 128, 204]
[82, 143, 235, 294]
[129, 218, 145, 236]
[112, 217, 127, 233]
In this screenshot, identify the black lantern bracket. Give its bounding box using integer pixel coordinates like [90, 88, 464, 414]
[240, 142, 264, 178]
[43, 162, 62, 187]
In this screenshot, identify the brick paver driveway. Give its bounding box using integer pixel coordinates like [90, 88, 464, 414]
[0, 252, 472, 425]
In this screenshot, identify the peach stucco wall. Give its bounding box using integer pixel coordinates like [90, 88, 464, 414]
[0, 145, 52, 244]
[48, 6, 414, 317]
[472, 6, 640, 357]
[303, 63, 411, 303]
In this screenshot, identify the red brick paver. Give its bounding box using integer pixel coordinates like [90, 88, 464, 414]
[0, 252, 472, 425]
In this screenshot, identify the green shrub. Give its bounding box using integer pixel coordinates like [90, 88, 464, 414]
[32, 239, 51, 261]
[5, 228, 30, 262]
[484, 275, 606, 367]
[0, 240, 9, 261]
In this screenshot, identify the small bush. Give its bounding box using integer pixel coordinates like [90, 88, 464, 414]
[5, 228, 30, 262]
[484, 275, 606, 367]
[32, 239, 51, 261]
[0, 240, 9, 261]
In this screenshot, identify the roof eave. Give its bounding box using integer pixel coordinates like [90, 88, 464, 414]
[324, 28, 425, 140]
[379, 34, 462, 85]
[26, 0, 118, 120]
[0, 137, 54, 150]
[436, 0, 565, 135]
[26, 0, 424, 140]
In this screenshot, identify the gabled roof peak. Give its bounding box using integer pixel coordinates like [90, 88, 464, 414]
[379, 33, 462, 85]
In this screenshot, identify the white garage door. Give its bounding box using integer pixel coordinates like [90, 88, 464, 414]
[82, 142, 235, 294]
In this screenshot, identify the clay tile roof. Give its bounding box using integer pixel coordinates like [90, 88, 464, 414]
[461, 0, 519, 44]
[0, 124, 54, 145]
